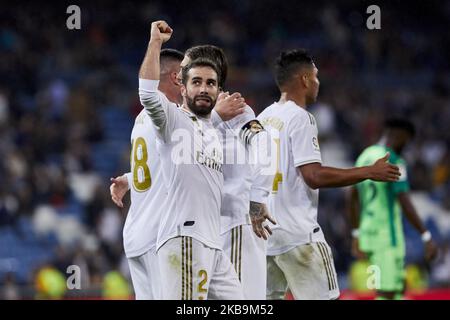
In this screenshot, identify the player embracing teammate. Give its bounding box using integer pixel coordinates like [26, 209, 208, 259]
[110, 21, 403, 300]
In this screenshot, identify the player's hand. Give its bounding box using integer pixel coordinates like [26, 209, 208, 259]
[351, 238, 367, 260]
[150, 20, 173, 43]
[110, 175, 129, 208]
[369, 152, 401, 182]
[214, 92, 246, 121]
[424, 239, 438, 262]
[250, 202, 276, 240]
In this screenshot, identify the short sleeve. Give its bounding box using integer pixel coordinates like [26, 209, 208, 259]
[290, 112, 322, 167]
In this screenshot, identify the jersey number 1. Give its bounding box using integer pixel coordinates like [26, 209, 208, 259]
[131, 137, 151, 192]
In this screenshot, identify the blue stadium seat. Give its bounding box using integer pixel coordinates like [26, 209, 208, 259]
[0, 223, 56, 283]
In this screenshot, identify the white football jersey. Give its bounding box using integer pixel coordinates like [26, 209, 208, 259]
[123, 109, 166, 258]
[139, 79, 224, 250]
[211, 107, 254, 233]
[257, 100, 325, 255]
[211, 106, 272, 234]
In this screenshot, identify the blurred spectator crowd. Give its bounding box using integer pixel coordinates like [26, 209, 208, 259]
[0, 0, 449, 298]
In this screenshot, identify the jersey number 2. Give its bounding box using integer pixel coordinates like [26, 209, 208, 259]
[197, 270, 208, 300]
[131, 137, 151, 192]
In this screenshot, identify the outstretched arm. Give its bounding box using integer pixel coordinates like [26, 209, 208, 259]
[297, 153, 400, 190]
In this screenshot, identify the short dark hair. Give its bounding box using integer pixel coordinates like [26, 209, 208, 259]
[160, 48, 184, 62]
[385, 118, 416, 137]
[185, 45, 228, 88]
[274, 49, 315, 87]
[160, 49, 184, 75]
[181, 58, 221, 86]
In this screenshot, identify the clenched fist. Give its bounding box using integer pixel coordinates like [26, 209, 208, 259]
[150, 20, 173, 43]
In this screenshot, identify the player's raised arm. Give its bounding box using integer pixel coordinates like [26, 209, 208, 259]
[139, 21, 172, 81]
[138, 21, 176, 141]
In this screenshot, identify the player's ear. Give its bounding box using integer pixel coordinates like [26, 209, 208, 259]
[170, 72, 181, 86]
[180, 85, 187, 97]
[302, 74, 309, 88]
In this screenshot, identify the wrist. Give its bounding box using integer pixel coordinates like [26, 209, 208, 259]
[124, 173, 132, 191]
[421, 230, 431, 242]
[365, 166, 374, 180]
[216, 109, 226, 121]
[351, 229, 360, 239]
[249, 201, 263, 217]
[149, 38, 164, 46]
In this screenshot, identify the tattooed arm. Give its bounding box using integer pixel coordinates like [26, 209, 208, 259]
[249, 201, 276, 240]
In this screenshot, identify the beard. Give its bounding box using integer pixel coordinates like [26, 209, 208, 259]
[305, 95, 316, 106]
[186, 94, 217, 117]
[306, 89, 319, 106]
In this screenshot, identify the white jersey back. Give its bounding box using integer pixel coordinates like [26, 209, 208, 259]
[139, 80, 224, 250]
[123, 109, 166, 258]
[212, 106, 256, 233]
[257, 101, 325, 255]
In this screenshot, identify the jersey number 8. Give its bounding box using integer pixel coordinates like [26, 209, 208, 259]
[131, 137, 151, 192]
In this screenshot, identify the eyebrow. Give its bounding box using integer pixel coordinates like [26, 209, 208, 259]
[191, 76, 217, 83]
